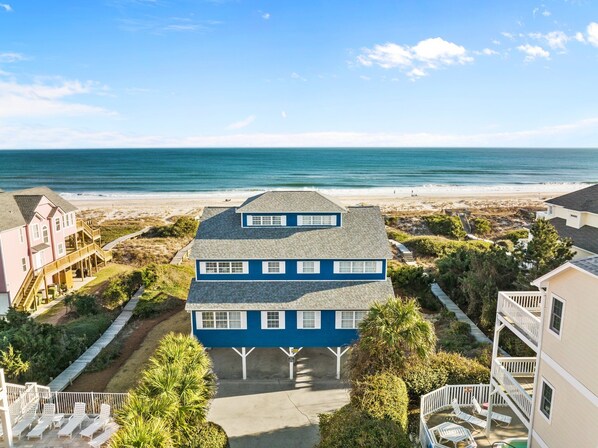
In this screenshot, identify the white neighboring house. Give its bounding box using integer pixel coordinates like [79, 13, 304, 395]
[537, 184, 598, 259]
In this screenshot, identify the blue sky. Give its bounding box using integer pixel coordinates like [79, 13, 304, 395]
[1, 0, 597, 148]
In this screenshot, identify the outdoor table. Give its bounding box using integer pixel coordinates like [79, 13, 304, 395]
[52, 413, 65, 428]
[435, 422, 473, 447]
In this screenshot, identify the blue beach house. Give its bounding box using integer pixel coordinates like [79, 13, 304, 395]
[185, 191, 394, 379]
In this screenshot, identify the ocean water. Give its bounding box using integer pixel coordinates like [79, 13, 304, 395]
[0, 148, 597, 198]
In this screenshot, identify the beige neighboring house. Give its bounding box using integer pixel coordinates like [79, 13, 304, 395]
[419, 256, 598, 447]
[538, 184, 598, 259]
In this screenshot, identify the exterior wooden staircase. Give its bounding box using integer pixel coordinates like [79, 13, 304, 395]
[12, 242, 112, 311]
[77, 219, 101, 241]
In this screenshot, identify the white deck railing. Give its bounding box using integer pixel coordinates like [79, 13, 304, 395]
[419, 384, 509, 448]
[497, 292, 542, 347]
[492, 358, 535, 421]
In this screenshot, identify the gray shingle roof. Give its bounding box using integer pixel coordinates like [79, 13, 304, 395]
[571, 256, 598, 277]
[236, 191, 347, 214]
[185, 279, 395, 310]
[547, 184, 598, 214]
[548, 217, 598, 255]
[0, 187, 77, 232]
[191, 206, 392, 260]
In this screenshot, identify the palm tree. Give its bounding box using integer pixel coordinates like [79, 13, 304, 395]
[349, 297, 436, 379]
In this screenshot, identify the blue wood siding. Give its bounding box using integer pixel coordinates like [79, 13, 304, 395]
[196, 259, 387, 281]
[192, 310, 359, 348]
[241, 213, 342, 227]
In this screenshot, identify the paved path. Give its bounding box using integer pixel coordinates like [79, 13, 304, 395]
[102, 226, 151, 251]
[170, 240, 193, 265]
[48, 286, 145, 391]
[431, 283, 492, 345]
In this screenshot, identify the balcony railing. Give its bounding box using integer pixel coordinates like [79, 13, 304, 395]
[497, 292, 542, 348]
[492, 357, 536, 422]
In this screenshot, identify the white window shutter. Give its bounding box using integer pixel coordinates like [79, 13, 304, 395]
[279, 262, 286, 274]
[331, 215, 337, 226]
[261, 311, 268, 329]
[315, 311, 321, 329]
[333, 261, 340, 274]
[262, 261, 269, 273]
[297, 215, 303, 226]
[279, 311, 286, 329]
[199, 262, 206, 274]
[240, 312, 247, 329]
[246, 215, 252, 226]
[281, 215, 287, 226]
[242, 262, 249, 274]
[297, 311, 303, 329]
[313, 261, 321, 274]
[335, 311, 342, 329]
[376, 261, 383, 273]
[196, 312, 203, 329]
[297, 262, 303, 274]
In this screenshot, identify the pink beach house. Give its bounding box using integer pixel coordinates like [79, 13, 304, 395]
[0, 187, 110, 314]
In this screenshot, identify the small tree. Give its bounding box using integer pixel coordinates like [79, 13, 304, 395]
[0, 345, 30, 381]
[348, 298, 436, 379]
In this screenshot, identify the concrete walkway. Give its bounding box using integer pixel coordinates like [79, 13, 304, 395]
[431, 283, 492, 345]
[102, 226, 150, 251]
[170, 240, 193, 265]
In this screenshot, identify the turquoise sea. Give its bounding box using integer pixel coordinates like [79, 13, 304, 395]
[0, 148, 597, 197]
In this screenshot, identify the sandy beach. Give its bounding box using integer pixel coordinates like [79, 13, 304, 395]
[71, 185, 582, 221]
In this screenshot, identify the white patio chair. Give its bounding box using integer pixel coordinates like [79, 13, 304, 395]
[26, 403, 55, 440]
[12, 404, 38, 440]
[430, 421, 477, 448]
[451, 399, 487, 430]
[58, 402, 90, 438]
[472, 397, 512, 426]
[80, 404, 111, 439]
[88, 422, 119, 448]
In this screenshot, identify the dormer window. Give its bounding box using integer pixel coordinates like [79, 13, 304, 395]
[298, 215, 337, 226]
[248, 215, 286, 226]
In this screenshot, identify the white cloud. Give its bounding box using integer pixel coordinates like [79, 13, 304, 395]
[492, 39, 501, 45]
[588, 22, 598, 47]
[226, 115, 256, 130]
[2, 117, 598, 149]
[262, 12, 270, 20]
[0, 3, 12, 12]
[0, 52, 26, 63]
[529, 31, 569, 50]
[357, 37, 472, 78]
[475, 48, 499, 56]
[574, 32, 586, 43]
[0, 78, 114, 118]
[359, 75, 371, 81]
[281, 111, 287, 119]
[290, 72, 306, 81]
[501, 32, 515, 40]
[517, 44, 550, 61]
[542, 10, 551, 17]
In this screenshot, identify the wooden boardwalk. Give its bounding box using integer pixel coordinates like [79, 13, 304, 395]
[171, 240, 194, 265]
[102, 226, 150, 251]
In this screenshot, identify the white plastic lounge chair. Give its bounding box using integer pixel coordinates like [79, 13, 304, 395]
[88, 422, 119, 448]
[12, 404, 38, 440]
[26, 403, 55, 440]
[472, 397, 512, 425]
[451, 399, 487, 430]
[429, 421, 477, 448]
[80, 404, 111, 439]
[58, 402, 90, 438]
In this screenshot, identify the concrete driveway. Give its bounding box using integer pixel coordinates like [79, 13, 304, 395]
[207, 348, 351, 448]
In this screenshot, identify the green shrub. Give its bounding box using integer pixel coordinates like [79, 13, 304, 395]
[388, 264, 430, 291]
[351, 372, 409, 430]
[471, 217, 492, 236]
[190, 422, 230, 448]
[502, 228, 529, 243]
[150, 216, 199, 238]
[65, 293, 100, 316]
[317, 405, 411, 448]
[64, 314, 112, 346]
[404, 236, 491, 258]
[450, 321, 471, 336]
[386, 228, 410, 242]
[496, 239, 515, 252]
[102, 281, 128, 309]
[423, 215, 466, 239]
[134, 292, 181, 318]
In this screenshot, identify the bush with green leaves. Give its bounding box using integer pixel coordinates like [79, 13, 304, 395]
[423, 214, 466, 239]
[471, 217, 492, 236]
[111, 333, 224, 448]
[501, 228, 529, 243]
[150, 216, 199, 239]
[102, 281, 128, 309]
[64, 293, 100, 316]
[191, 422, 230, 448]
[403, 235, 491, 258]
[386, 228, 410, 242]
[317, 405, 411, 448]
[495, 239, 515, 252]
[388, 263, 431, 292]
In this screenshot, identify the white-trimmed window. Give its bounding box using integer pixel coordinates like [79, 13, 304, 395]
[549, 295, 564, 337]
[298, 215, 336, 226]
[32, 224, 40, 240]
[263, 261, 285, 274]
[57, 242, 65, 256]
[42, 226, 49, 244]
[297, 261, 320, 274]
[55, 217, 61, 231]
[21, 257, 27, 272]
[197, 311, 246, 329]
[248, 215, 286, 226]
[334, 260, 382, 274]
[67, 213, 74, 227]
[18, 228, 24, 243]
[261, 311, 285, 329]
[336, 311, 367, 329]
[540, 379, 554, 421]
[200, 261, 248, 274]
[298, 311, 321, 329]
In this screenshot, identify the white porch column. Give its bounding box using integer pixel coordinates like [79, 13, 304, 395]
[327, 347, 350, 380]
[492, 323, 505, 361]
[0, 369, 13, 448]
[279, 347, 303, 380]
[232, 347, 255, 380]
